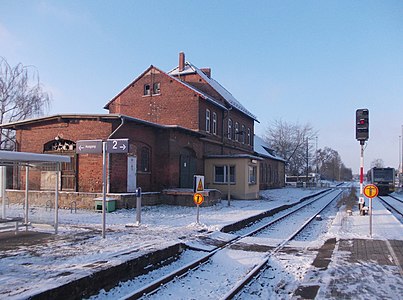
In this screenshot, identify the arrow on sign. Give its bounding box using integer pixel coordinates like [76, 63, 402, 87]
[76, 140, 103, 154]
[106, 139, 129, 153]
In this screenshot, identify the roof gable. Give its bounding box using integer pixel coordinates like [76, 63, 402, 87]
[104, 64, 229, 112]
[104, 65, 165, 109]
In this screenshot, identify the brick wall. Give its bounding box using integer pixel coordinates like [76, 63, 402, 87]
[108, 67, 200, 131]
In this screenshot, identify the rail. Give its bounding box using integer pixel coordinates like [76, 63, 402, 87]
[118, 188, 343, 300]
[378, 196, 403, 219]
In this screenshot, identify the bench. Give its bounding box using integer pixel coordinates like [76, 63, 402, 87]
[0, 217, 24, 234]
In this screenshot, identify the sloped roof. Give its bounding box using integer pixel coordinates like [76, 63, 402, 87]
[0, 113, 205, 137]
[169, 62, 258, 121]
[254, 135, 285, 162]
[104, 65, 227, 112]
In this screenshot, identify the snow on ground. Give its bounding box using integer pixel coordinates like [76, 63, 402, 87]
[1, 186, 402, 299]
[0, 187, 318, 299]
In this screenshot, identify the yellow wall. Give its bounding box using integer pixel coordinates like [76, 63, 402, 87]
[204, 157, 260, 200]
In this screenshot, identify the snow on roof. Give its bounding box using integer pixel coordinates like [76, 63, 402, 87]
[205, 154, 263, 160]
[166, 74, 228, 111]
[169, 62, 258, 121]
[254, 135, 285, 162]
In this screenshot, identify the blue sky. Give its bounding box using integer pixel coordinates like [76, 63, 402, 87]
[1, 1, 402, 173]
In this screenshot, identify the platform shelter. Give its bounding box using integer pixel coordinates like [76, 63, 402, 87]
[0, 151, 70, 234]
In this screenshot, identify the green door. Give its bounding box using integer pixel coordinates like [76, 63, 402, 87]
[180, 152, 196, 188]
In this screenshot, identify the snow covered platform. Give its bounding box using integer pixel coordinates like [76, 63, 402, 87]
[0, 187, 401, 299]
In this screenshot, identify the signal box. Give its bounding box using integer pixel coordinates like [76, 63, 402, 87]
[356, 109, 369, 142]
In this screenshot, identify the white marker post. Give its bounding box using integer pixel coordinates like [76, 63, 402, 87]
[136, 187, 142, 225]
[102, 141, 107, 239]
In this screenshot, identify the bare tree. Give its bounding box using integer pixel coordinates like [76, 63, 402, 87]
[265, 119, 317, 175]
[316, 147, 352, 181]
[370, 159, 384, 169]
[0, 57, 51, 149]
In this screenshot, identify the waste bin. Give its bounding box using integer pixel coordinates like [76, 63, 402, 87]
[94, 198, 116, 213]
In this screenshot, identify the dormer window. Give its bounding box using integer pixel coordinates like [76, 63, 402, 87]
[144, 84, 150, 96]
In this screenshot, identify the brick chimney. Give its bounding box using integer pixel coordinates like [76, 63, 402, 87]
[179, 52, 185, 72]
[201, 68, 211, 78]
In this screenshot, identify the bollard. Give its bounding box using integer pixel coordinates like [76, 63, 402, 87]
[136, 187, 142, 224]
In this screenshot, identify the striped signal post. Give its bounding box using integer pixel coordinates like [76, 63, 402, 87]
[356, 109, 369, 215]
[359, 144, 365, 214]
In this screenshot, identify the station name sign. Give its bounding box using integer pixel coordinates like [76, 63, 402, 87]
[76, 139, 129, 154]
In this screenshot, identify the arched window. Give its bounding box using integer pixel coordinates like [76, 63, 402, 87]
[235, 122, 239, 142]
[228, 118, 233, 140]
[140, 147, 150, 172]
[44, 139, 76, 152]
[212, 112, 217, 135]
[205, 109, 211, 133]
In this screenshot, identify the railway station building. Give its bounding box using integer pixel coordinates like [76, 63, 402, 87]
[1, 52, 285, 204]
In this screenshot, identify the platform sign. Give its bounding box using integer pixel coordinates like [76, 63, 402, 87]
[76, 140, 103, 154]
[106, 139, 129, 153]
[193, 175, 205, 193]
[193, 193, 204, 205]
[76, 138, 130, 239]
[193, 192, 204, 224]
[363, 184, 378, 198]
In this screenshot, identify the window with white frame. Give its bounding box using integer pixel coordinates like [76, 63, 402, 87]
[234, 122, 239, 142]
[214, 165, 235, 183]
[248, 165, 257, 184]
[206, 109, 211, 133]
[153, 82, 160, 94]
[247, 128, 251, 145]
[241, 125, 245, 144]
[144, 84, 150, 96]
[212, 112, 217, 135]
[228, 118, 233, 140]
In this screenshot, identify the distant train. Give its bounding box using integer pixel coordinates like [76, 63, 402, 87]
[370, 167, 395, 195]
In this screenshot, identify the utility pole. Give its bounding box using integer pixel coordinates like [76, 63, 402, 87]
[306, 137, 309, 187]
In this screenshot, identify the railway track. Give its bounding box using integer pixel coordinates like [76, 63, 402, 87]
[109, 188, 344, 300]
[378, 195, 403, 221]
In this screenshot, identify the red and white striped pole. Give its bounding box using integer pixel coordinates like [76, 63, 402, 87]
[359, 142, 365, 214]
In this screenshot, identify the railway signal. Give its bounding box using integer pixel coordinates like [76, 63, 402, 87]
[356, 108, 369, 215]
[356, 109, 369, 144]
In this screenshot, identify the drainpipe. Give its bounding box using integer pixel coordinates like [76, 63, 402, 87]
[107, 116, 125, 193]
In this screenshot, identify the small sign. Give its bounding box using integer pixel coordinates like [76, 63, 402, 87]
[193, 193, 204, 205]
[364, 184, 379, 198]
[76, 140, 103, 154]
[193, 175, 205, 192]
[106, 139, 129, 153]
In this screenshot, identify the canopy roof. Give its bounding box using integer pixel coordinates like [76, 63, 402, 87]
[0, 151, 70, 166]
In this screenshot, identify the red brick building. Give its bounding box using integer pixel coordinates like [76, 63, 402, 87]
[2, 53, 285, 199]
